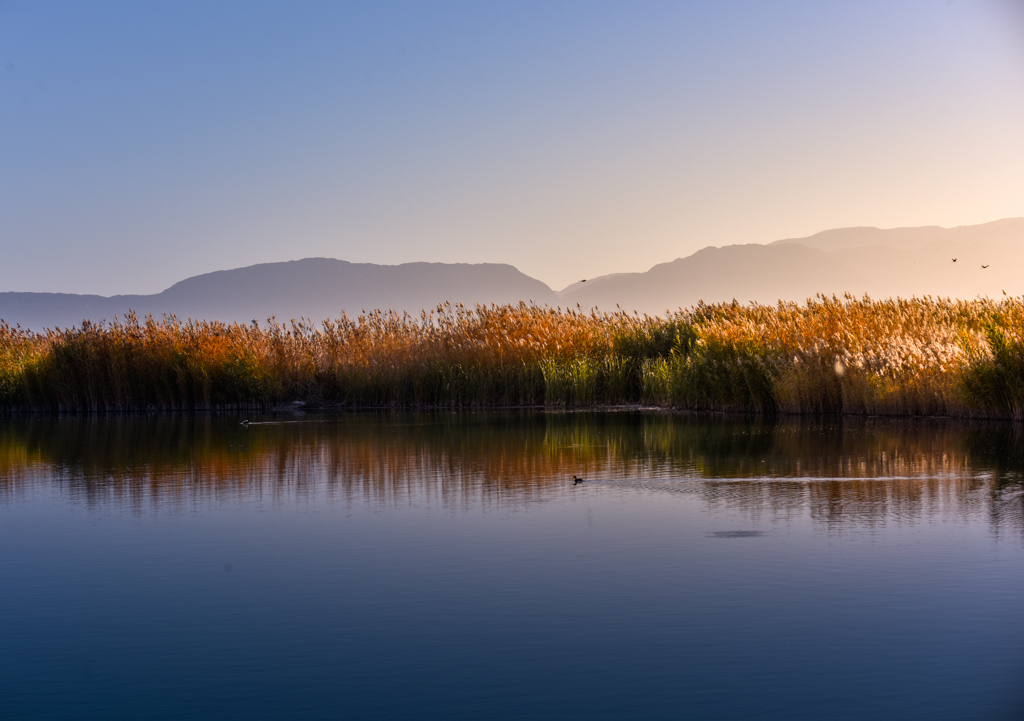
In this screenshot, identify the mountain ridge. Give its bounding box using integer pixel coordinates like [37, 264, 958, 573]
[3, 218, 1023, 330]
[1, 260, 558, 330]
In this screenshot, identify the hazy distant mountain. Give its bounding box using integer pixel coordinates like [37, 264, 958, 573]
[559, 243, 866, 314]
[3, 219, 1023, 330]
[560, 218, 1024, 314]
[769, 217, 1024, 252]
[0, 259, 558, 330]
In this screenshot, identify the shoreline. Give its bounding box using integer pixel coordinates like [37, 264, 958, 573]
[4, 403, 1024, 424]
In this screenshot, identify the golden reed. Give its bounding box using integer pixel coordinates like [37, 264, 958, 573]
[2, 295, 1023, 416]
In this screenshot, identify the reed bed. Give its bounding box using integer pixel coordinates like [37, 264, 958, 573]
[2, 295, 1024, 417]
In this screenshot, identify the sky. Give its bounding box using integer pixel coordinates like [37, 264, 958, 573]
[1, 0, 1023, 295]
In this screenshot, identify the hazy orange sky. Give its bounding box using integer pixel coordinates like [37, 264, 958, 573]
[2, 0, 1023, 294]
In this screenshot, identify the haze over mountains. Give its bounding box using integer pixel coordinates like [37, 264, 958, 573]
[3, 219, 1022, 330]
[0, 261, 558, 331]
[560, 218, 1024, 313]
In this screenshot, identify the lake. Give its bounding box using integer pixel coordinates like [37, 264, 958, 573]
[1, 411, 1022, 720]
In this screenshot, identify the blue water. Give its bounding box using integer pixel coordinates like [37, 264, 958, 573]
[1, 413, 1022, 719]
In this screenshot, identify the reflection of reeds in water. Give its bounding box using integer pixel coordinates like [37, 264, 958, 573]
[4, 296, 1024, 416]
[0, 414, 1021, 532]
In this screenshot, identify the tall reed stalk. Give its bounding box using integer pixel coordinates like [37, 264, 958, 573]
[2, 296, 1023, 417]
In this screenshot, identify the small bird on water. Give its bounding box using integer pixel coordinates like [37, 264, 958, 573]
[572, 475, 584, 485]
[241, 419, 250, 427]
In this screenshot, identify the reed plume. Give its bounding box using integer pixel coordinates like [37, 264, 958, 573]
[2, 296, 1023, 417]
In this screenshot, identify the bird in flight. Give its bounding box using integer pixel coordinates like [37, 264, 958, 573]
[580, 279, 587, 282]
[982, 265, 989, 269]
[952, 258, 957, 262]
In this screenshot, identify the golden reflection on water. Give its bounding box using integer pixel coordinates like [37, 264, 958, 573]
[0, 412, 1022, 531]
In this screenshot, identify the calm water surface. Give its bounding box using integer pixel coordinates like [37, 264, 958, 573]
[1, 412, 1022, 720]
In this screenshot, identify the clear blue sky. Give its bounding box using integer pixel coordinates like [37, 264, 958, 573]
[2, 0, 1023, 294]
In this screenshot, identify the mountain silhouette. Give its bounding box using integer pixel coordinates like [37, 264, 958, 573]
[0, 260, 557, 330]
[560, 218, 1024, 313]
[558, 243, 864, 313]
[2, 218, 1023, 330]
